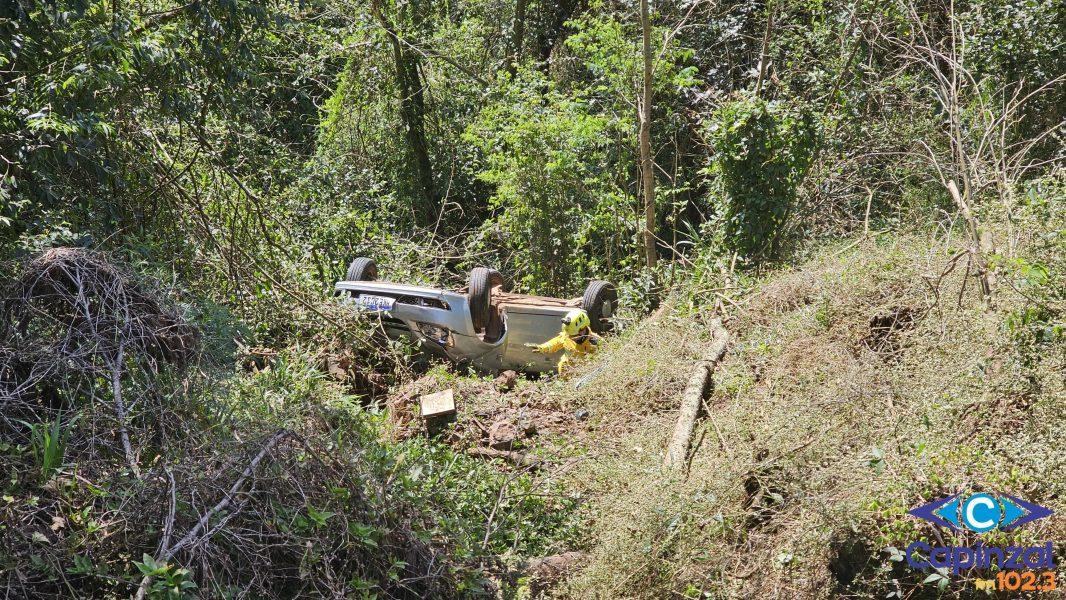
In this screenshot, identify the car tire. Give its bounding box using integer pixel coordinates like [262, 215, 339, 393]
[346, 257, 378, 281]
[582, 280, 617, 333]
[468, 267, 506, 332]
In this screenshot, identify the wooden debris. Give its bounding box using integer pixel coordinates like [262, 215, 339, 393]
[467, 447, 540, 469]
[419, 389, 456, 420]
[525, 551, 589, 594]
[664, 320, 730, 470]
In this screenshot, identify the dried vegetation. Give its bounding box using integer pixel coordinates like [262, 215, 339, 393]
[550, 230, 1064, 599]
[0, 250, 467, 598]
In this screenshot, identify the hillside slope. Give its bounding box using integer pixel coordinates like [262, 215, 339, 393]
[1, 219, 1060, 599]
[513, 230, 1064, 598]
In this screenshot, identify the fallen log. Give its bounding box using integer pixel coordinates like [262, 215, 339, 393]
[467, 446, 541, 469]
[664, 320, 729, 470]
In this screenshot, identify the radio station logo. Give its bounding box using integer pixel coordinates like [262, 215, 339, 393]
[908, 492, 1052, 533]
[904, 491, 1056, 580]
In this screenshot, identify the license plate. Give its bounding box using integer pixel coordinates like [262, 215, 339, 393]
[355, 294, 395, 312]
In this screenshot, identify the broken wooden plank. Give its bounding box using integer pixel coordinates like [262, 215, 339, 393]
[419, 388, 456, 420]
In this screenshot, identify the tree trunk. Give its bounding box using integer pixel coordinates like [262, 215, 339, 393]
[639, 0, 657, 270]
[535, 0, 583, 63]
[507, 0, 527, 74]
[754, 0, 774, 97]
[399, 55, 437, 220]
[373, 0, 438, 222]
[947, 179, 995, 306]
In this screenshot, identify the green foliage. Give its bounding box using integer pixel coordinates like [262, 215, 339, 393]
[458, 8, 706, 294]
[2, 0, 1064, 596]
[466, 70, 629, 294]
[19, 415, 71, 481]
[391, 437, 583, 559]
[134, 554, 198, 599]
[960, 0, 1063, 151]
[705, 97, 817, 260]
[0, 0, 330, 248]
[997, 174, 1065, 370]
[220, 344, 580, 576]
[565, 8, 700, 102]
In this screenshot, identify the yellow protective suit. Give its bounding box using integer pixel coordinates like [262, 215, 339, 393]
[536, 328, 602, 373]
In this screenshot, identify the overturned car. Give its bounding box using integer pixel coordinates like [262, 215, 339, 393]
[335, 257, 617, 373]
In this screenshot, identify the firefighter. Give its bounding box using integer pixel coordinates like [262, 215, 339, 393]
[530, 308, 602, 373]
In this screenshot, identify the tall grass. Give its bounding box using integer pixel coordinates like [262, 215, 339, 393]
[20, 415, 71, 480]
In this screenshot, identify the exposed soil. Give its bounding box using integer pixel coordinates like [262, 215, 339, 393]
[385, 372, 585, 458]
[860, 304, 922, 359]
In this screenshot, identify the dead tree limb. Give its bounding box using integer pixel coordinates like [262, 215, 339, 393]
[159, 468, 177, 556]
[134, 430, 291, 600]
[664, 321, 729, 470]
[947, 179, 995, 304]
[466, 446, 541, 469]
[111, 343, 140, 478]
[167, 429, 290, 558]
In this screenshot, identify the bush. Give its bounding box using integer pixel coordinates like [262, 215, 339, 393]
[706, 97, 817, 261]
[464, 70, 630, 295]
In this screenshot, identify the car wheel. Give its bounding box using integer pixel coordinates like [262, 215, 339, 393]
[582, 280, 618, 333]
[346, 257, 378, 281]
[468, 267, 506, 332]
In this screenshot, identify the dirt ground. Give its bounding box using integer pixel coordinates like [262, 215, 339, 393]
[384, 370, 592, 465]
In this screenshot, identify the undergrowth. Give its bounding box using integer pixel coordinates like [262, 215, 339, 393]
[0, 293, 581, 598]
[546, 201, 1063, 598]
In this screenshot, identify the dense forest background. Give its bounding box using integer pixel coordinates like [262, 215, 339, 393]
[1, 0, 1063, 597]
[5, 0, 1060, 303]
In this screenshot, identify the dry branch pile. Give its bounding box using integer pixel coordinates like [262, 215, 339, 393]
[0, 249, 465, 598]
[0, 248, 197, 407]
[0, 248, 200, 473]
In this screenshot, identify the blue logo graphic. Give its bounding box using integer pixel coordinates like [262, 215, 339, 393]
[909, 492, 1052, 533]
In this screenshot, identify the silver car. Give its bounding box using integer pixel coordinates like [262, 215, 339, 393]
[335, 258, 617, 373]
